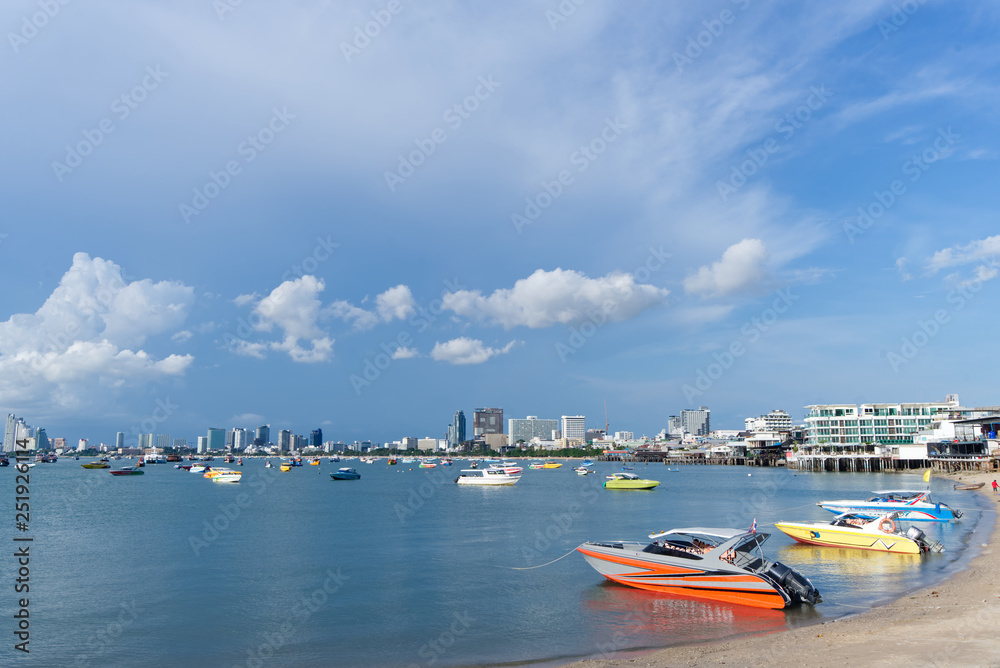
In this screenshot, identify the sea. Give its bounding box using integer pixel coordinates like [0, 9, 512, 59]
[0, 458, 993, 668]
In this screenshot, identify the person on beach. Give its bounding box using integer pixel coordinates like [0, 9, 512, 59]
[992, 479, 998, 495]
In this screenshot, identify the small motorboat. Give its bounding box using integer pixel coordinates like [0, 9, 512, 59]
[578, 527, 821, 610]
[330, 467, 361, 480]
[419, 462, 437, 468]
[818, 490, 962, 522]
[175, 464, 192, 470]
[953, 482, 985, 491]
[280, 462, 292, 472]
[542, 461, 562, 469]
[264, 459, 272, 468]
[81, 461, 110, 469]
[455, 469, 518, 486]
[109, 466, 144, 476]
[309, 458, 321, 466]
[775, 512, 943, 554]
[211, 471, 242, 483]
[603, 472, 659, 490]
[189, 465, 208, 474]
[575, 466, 592, 476]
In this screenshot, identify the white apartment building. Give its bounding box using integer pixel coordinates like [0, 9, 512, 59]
[744, 409, 792, 433]
[803, 396, 959, 448]
[561, 415, 586, 442]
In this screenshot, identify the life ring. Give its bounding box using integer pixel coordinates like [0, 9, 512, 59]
[879, 518, 895, 533]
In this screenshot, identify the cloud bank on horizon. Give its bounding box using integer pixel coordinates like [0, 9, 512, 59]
[2, 1, 998, 442]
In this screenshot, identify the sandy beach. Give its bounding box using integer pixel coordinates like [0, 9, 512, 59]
[564, 471, 1000, 668]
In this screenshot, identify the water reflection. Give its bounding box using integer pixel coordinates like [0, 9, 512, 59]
[577, 581, 812, 654]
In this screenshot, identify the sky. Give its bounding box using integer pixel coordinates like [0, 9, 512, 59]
[2, 1, 999, 447]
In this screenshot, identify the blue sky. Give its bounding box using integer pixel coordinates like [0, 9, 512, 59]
[2, 1, 999, 447]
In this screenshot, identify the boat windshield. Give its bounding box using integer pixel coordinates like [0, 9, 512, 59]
[725, 533, 770, 571]
[642, 536, 709, 560]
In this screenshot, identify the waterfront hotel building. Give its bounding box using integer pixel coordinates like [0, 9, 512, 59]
[803, 395, 960, 449]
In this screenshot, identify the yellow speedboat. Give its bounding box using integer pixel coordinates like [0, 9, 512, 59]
[775, 513, 943, 554]
[603, 472, 659, 490]
[542, 461, 562, 469]
[279, 462, 292, 472]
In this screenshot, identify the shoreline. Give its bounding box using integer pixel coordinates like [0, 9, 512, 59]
[559, 470, 1000, 668]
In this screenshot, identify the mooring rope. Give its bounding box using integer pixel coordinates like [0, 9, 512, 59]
[502, 547, 579, 570]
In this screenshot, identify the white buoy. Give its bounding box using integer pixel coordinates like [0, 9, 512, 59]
[748, 473, 752, 476]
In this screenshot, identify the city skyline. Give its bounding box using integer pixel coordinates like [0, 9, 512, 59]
[3, 3, 999, 448]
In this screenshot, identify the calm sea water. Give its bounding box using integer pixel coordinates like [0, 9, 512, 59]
[0, 458, 992, 668]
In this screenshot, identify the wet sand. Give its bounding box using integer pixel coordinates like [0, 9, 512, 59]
[563, 471, 1000, 668]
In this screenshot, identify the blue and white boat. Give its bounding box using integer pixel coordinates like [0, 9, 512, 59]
[330, 467, 361, 480]
[817, 490, 961, 522]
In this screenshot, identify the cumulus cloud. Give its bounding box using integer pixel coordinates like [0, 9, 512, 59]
[684, 239, 769, 298]
[927, 235, 1000, 273]
[0, 253, 194, 413]
[233, 276, 335, 363]
[392, 346, 419, 360]
[441, 268, 668, 329]
[329, 284, 416, 331]
[430, 338, 518, 365]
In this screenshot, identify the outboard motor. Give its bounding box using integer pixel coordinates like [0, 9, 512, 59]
[764, 561, 821, 605]
[906, 525, 944, 553]
[906, 526, 925, 542]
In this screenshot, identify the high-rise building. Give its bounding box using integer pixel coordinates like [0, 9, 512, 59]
[197, 436, 207, 454]
[474, 408, 503, 436]
[310, 429, 323, 448]
[116, 431, 125, 450]
[255, 424, 270, 446]
[277, 429, 291, 452]
[447, 411, 466, 448]
[4, 414, 30, 453]
[744, 410, 792, 433]
[156, 434, 171, 450]
[680, 407, 711, 437]
[561, 415, 586, 442]
[207, 428, 225, 451]
[36, 428, 49, 450]
[667, 415, 682, 437]
[508, 416, 560, 444]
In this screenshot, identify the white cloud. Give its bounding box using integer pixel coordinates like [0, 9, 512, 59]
[172, 330, 193, 343]
[684, 239, 769, 298]
[235, 276, 335, 363]
[392, 346, 419, 360]
[328, 284, 416, 331]
[229, 413, 265, 425]
[430, 338, 518, 365]
[442, 268, 668, 329]
[0, 253, 194, 413]
[927, 235, 1000, 273]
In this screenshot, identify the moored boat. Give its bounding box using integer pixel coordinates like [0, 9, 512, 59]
[818, 490, 961, 522]
[575, 466, 592, 476]
[577, 528, 821, 610]
[775, 513, 943, 554]
[280, 462, 292, 472]
[330, 467, 361, 480]
[604, 472, 659, 490]
[542, 461, 562, 469]
[953, 482, 985, 491]
[81, 460, 110, 469]
[109, 466, 144, 476]
[455, 468, 519, 486]
[211, 471, 242, 483]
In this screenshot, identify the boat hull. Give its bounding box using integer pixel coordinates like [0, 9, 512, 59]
[577, 544, 789, 610]
[774, 521, 921, 554]
[604, 480, 660, 490]
[818, 502, 956, 522]
[455, 477, 517, 485]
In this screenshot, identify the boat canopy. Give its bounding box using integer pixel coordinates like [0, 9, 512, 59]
[649, 527, 747, 540]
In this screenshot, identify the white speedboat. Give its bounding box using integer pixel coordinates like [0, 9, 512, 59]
[575, 466, 592, 476]
[455, 469, 519, 486]
[210, 471, 243, 483]
[578, 528, 820, 610]
[818, 490, 961, 522]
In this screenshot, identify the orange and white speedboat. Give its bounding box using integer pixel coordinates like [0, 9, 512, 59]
[577, 528, 820, 610]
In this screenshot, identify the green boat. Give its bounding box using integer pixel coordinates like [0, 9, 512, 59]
[81, 461, 110, 469]
[603, 472, 660, 490]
